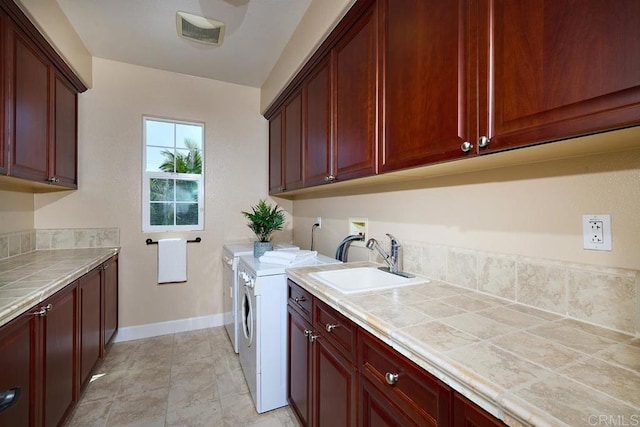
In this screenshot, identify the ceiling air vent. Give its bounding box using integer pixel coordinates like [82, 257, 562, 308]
[176, 11, 225, 46]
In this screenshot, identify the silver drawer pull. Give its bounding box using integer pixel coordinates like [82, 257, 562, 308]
[294, 296, 306, 304]
[325, 323, 339, 333]
[31, 304, 52, 317]
[304, 329, 312, 337]
[308, 334, 320, 343]
[385, 372, 399, 385]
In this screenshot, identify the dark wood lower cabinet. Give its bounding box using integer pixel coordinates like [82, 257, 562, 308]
[0, 255, 118, 427]
[42, 283, 77, 427]
[0, 311, 35, 426]
[79, 268, 101, 389]
[288, 279, 506, 427]
[313, 337, 357, 426]
[288, 305, 312, 426]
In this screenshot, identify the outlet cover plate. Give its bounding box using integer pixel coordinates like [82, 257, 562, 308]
[582, 214, 612, 251]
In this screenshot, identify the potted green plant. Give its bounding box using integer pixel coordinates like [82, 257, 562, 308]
[241, 199, 286, 257]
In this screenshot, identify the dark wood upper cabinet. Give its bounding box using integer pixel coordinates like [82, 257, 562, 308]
[7, 22, 50, 183]
[333, 2, 378, 181]
[379, 0, 473, 172]
[269, 111, 284, 193]
[284, 91, 303, 191]
[52, 72, 78, 188]
[303, 58, 332, 187]
[0, 0, 85, 191]
[479, 0, 640, 152]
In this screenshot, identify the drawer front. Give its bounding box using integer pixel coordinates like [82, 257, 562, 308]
[314, 299, 357, 363]
[358, 329, 450, 426]
[288, 279, 312, 320]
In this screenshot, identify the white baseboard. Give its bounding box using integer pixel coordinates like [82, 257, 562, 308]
[113, 312, 227, 342]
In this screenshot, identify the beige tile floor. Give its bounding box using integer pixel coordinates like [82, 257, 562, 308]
[66, 327, 300, 427]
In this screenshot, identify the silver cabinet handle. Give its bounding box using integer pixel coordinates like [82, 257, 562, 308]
[46, 176, 60, 184]
[478, 135, 490, 148]
[31, 304, 52, 317]
[324, 175, 335, 182]
[308, 334, 320, 343]
[293, 296, 306, 304]
[325, 323, 338, 333]
[460, 141, 473, 153]
[303, 329, 312, 337]
[385, 372, 399, 385]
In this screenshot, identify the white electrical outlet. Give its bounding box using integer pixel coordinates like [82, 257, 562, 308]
[316, 217, 322, 229]
[582, 214, 612, 251]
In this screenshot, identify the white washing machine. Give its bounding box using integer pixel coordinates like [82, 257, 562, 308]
[237, 253, 340, 413]
[221, 242, 297, 353]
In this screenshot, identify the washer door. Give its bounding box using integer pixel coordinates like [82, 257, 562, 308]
[241, 288, 254, 347]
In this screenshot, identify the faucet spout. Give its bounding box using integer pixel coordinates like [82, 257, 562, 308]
[366, 236, 399, 273]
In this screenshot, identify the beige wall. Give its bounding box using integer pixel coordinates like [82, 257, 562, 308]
[35, 57, 291, 328]
[260, 0, 355, 113]
[16, 0, 92, 88]
[0, 190, 34, 234]
[290, 148, 640, 271]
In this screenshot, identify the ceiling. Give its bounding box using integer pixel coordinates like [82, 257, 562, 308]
[56, 0, 312, 88]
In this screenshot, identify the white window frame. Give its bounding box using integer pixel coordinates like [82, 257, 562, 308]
[142, 116, 205, 232]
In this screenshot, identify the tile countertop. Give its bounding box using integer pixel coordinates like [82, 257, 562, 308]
[0, 248, 120, 328]
[286, 261, 640, 427]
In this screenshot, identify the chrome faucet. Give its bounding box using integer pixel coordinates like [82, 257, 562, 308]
[366, 233, 404, 274]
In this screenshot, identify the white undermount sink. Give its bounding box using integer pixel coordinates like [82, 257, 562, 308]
[309, 267, 429, 294]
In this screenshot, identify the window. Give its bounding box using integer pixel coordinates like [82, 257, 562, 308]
[142, 117, 204, 231]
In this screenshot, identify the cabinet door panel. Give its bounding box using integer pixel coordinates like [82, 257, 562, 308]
[103, 257, 118, 349]
[313, 337, 357, 427]
[453, 392, 506, 427]
[360, 377, 418, 427]
[79, 269, 101, 389]
[11, 27, 50, 182]
[334, 4, 377, 181]
[43, 284, 77, 427]
[304, 58, 332, 187]
[381, 0, 472, 172]
[269, 112, 283, 193]
[0, 313, 35, 427]
[287, 305, 311, 426]
[483, 0, 640, 151]
[284, 91, 303, 191]
[53, 73, 77, 188]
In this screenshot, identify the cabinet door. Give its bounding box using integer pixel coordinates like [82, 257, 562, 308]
[452, 392, 506, 427]
[312, 337, 357, 427]
[0, 312, 35, 427]
[79, 268, 101, 389]
[380, 0, 473, 172]
[333, 2, 377, 181]
[284, 91, 303, 191]
[360, 376, 418, 427]
[7, 23, 51, 183]
[481, 0, 640, 152]
[268, 111, 284, 194]
[52, 72, 77, 188]
[42, 283, 77, 427]
[103, 256, 118, 349]
[0, 15, 6, 175]
[287, 305, 312, 427]
[303, 58, 332, 187]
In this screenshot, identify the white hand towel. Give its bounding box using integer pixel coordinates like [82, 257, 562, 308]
[158, 238, 187, 283]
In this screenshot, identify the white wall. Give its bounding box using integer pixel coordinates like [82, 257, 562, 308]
[291, 148, 640, 271]
[0, 190, 34, 234]
[35, 58, 292, 328]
